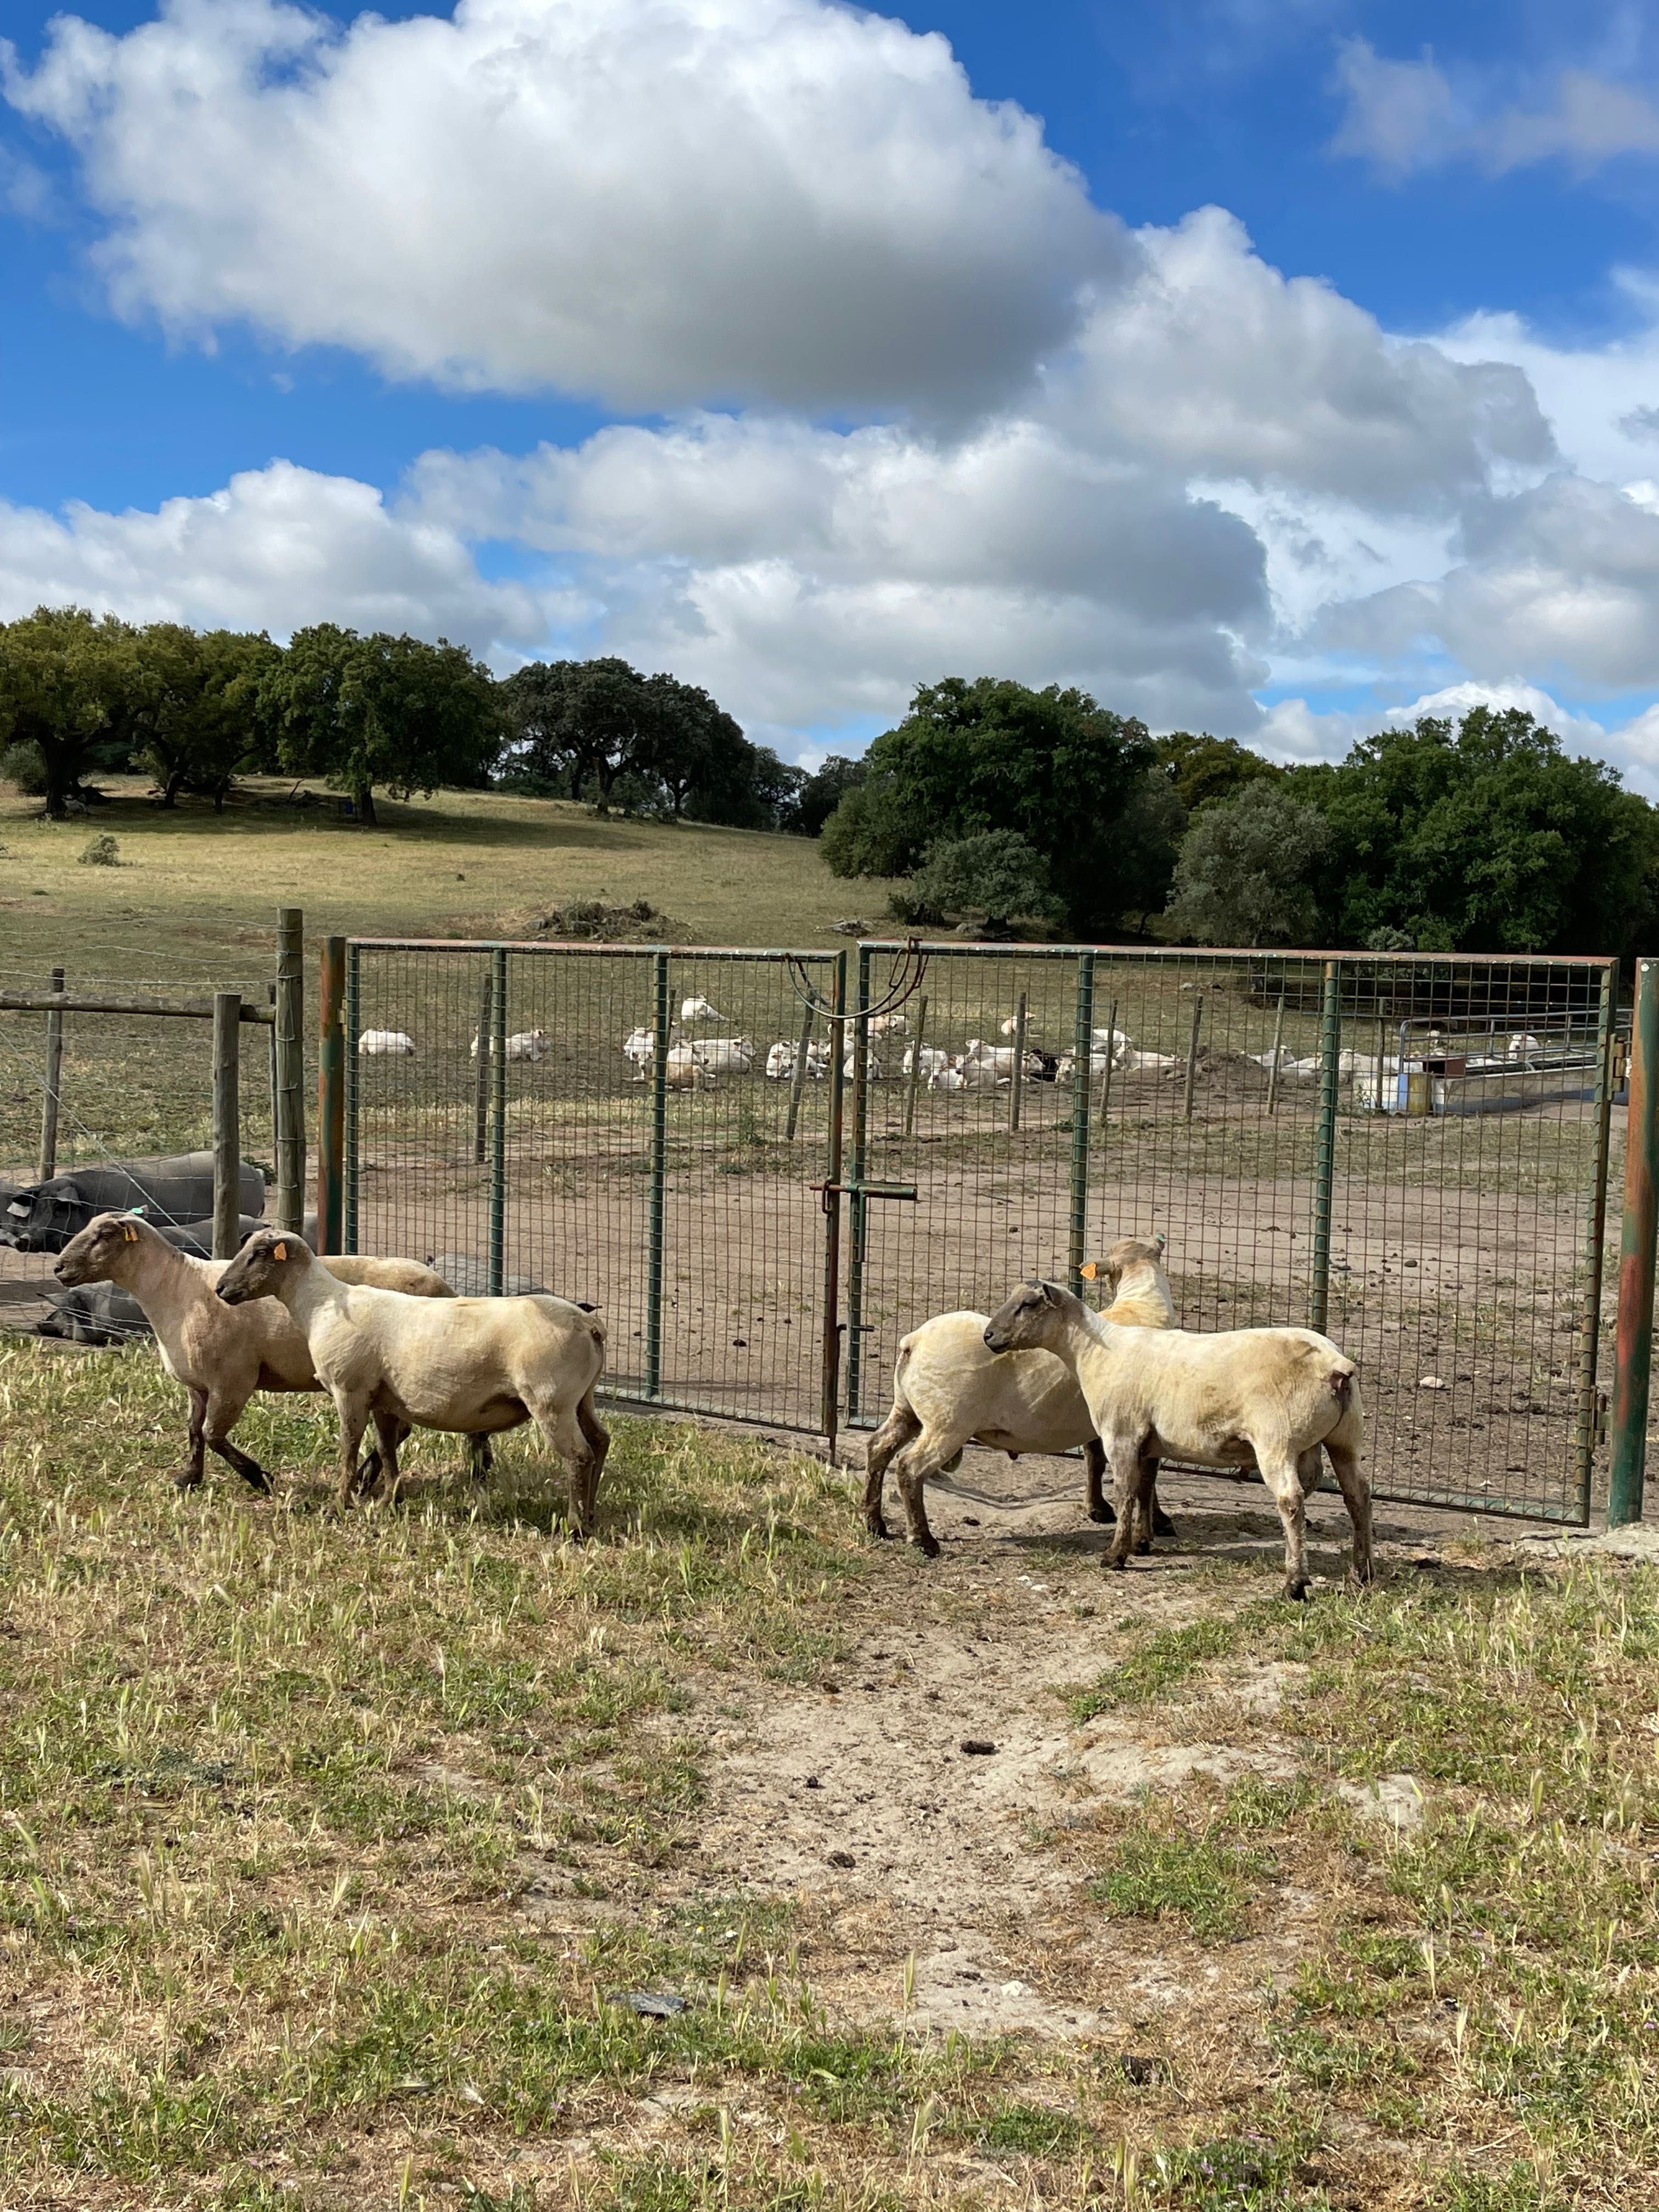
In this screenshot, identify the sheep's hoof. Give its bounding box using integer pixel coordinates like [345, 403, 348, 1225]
[172, 1466, 205, 1492]
[238, 1465, 273, 1496]
[866, 1515, 893, 1541]
[1283, 1576, 1311, 1602]
[1087, 1502, 1116, 1525]
[1152, 1504, 1178, 1539]
[911, 1533, 942, 1560]
[1105, 1552, 1130, 1574]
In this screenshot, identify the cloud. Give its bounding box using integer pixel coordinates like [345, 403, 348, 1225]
[1330, 36, 1659, 179]
[2, 0, 1121, 414]
[0, 460, 556, 654]
[1259, 680, 1615, 766]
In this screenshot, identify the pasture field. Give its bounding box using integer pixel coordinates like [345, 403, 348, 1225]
[0, 777, 907, 986]
[3, 1334, 1657, 2210]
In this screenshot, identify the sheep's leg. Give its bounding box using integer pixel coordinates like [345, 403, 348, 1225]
[530, 1396, 601, 1539]
[176, 1387, 210, 1492]
[864, 1405, 921, 1538]
[333, 1393, 372, 1508]
[465, 1432, 493, 1486]
[1324, 1438, 1374, 1585]
[889, 1440, 949, 1558]
[573, 1390, 611, 1531]
[202, 1389, 271, 1495]
[370, 1410, 406, 1503]
[1084, 1438, 1116, 1525]
[1104, 1436, 1148, 1571]
[1259, 1449, 1311, 1600]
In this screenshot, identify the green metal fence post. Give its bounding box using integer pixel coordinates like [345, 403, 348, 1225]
[1610, 956, 1659, 1526]
[845, 944, 872, 1420]
[820, 951, 848, 1456]
[1069, 951, 1096, 1293]
[1576, 960, 1617, 1515]
[344, 940, 361, 1254]
[646, 950, 671, 1399]
[1309, 958, 1342, 1336]
[488, 945, 508, 1295]
[315, 935, 346, 1256]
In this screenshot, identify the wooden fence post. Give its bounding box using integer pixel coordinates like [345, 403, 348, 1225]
[212, 992, 242, 1259]
[316, 937, 346, 1255]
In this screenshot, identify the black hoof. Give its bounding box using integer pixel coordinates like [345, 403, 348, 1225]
[1107, 1554, 1129, 1573]
[172, 1469, 204, 1492]
[1152, 1505, 1178, 1539]
[1283, 1578, 1311, 1602]
[866, 1516, 893, 1542]
[913, 1535, 941, 1560]
[1087, 1502, 1116, 1525]
[240, 1466, 273, 1496]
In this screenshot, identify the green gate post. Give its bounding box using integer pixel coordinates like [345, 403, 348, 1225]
[488, 946, 508, 1295]
[1576, 962, 1618, 1515]
[820, 952, 848, 1457]
[646, 951, 671, 1398]
[845, 945, 872, 1420]
[315, 935, 346, 1256]
[1610, 956, 1659, 1526]
[344, 941, 361, 1254]
[1069, 952, 1096, 1293]
[1309, 959, 1342, 1336]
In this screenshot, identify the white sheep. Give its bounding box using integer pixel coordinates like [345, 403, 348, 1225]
[216, 1231, 610, 1532]
[1092, 1026, 1132, 1063]
[981, 1279, 1370, 1599]
[358, 1030, 415, 1057]
[691, 1036, 755, 1074]
[901, 1044, 951, 1078]
[52, 1214, 485, 1495]
[471, 1028, 550, 1063]
[927, 1063, 966, 1091]
[869, 1013, 910, 1038]
[680, 995, 725, 1025]
[1119, 1047, 1178, 1072]
[765, 1040, 828, 1081]
[622, 1026, 657, 1081]
[864, 1235, 1178, 1557]
[1506, 1032, 1543, 1060]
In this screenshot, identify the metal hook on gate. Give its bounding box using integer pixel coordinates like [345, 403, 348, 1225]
[785, 939, 929, 1026]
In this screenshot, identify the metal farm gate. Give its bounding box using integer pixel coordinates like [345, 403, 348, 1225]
[340, 938, 1618, 1525]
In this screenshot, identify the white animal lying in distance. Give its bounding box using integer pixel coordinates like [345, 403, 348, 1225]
[928, 1063, 966, 1091]
[901, 1044, 951, 1077]
[471, 1028, 550, 1062]
[664, 1043, 715, 1089]
[691, 1037, 754, 1073]
[622, 1026, 656, 1080]
[868, 1013, 910, 1037]
[358, 1030, 415, 1056]
[1506, 1032, 1543, 1059]
[680, 996, 725, 1024]
[765, 1040, 828, 1080]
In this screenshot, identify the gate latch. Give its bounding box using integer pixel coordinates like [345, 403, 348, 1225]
[811, 1180, 918, 1215]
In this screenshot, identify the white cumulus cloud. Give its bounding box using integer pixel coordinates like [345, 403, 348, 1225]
[2, 0, 1121, 413]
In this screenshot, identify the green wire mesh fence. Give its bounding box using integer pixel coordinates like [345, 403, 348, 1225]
[338, 938, 1618, 1525]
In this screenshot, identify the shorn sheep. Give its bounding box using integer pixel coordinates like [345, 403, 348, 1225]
[981, 1279, 1370, 1598]
[53, 1214, 487, 1494]
[215, 1231, 610, 1535]
[471, 1028, 551, 1062]
[862, 1234, 1180, 1559]
[358, 1030, 416, 1057]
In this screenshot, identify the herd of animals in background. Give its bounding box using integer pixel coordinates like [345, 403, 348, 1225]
[4, 1126, 1373, 1595]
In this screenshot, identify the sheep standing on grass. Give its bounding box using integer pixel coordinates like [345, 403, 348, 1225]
[216, 1231, 610, 1533]
[52, 1214, 488, 1495]
[862, 1234, 1180, 1559]
[981, 1279, 1370, 1598]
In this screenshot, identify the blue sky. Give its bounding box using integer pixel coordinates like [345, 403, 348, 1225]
[6, 0, 1659, 782]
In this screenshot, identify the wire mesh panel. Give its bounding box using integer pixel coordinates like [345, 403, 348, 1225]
[346, 938, 1618, 1525]
[344, 941, 841, 1427]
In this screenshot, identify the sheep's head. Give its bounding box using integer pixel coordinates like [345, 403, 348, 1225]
[216, 1228, 314, 1307]
[54, 1211, 148, 1287]
[983, 1279, 1065, 1353]
[1082, 1232, 1169, 1296]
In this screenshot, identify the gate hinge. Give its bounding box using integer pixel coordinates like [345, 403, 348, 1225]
[810, 1180, 918, 1215]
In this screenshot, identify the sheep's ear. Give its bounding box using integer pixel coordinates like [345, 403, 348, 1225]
[272, 1242, 288, 1261]
[122, 1222, 138, 1243]
[1039, 1279, 1061, 1305]
[1153, 1233, 1166, 1253]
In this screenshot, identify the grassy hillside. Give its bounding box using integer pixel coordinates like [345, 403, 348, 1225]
[0, 776, 905, 983]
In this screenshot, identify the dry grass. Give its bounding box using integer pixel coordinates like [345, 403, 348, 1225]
[1, 1334, 1657, 2208]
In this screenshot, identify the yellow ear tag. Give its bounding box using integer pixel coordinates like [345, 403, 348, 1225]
[1078, 1260, 1098, 1280]
[122, 1223, 138, 1243]
[272, 1242, 288, 1261]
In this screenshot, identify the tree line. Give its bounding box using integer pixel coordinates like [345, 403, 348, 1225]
[0, 608, 808, 831]
[815, 678, 1659, 960]
[4, 605, 1654, 956]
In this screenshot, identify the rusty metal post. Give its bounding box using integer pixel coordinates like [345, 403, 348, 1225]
[1008, 991, 1028, 1132]
[785, 1003, 813, 1142]
[645, 950, 670, 1398]
[819, 951, 848, 1457]
[274, 911, 305, 1234]
[38, 965, 64, 1180]
[845, 944, 872, 1421]
[1265, 988, 1286, 1116]
[902, 993, 928, 1138]
[1576, 962, 1617, 1517]
[315, 935, 346, 1255]
[1309, 961, 1341, 1336]
[211, 992, 241, 1260]
[1068, 952, 1096, 1293]
[1095, 995, 1117, 1125]
[1183, 992, 1204, 1120]
[1610, 956, 1659, 1526]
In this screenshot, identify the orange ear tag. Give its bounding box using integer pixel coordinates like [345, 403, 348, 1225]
[272, 1243, 288, 1261]
[1078, 1260, 1098, 1280]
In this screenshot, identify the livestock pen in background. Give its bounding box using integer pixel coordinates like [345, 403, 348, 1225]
[0, 919, 1640, 1528]
[335, 936, 1622, 1527]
